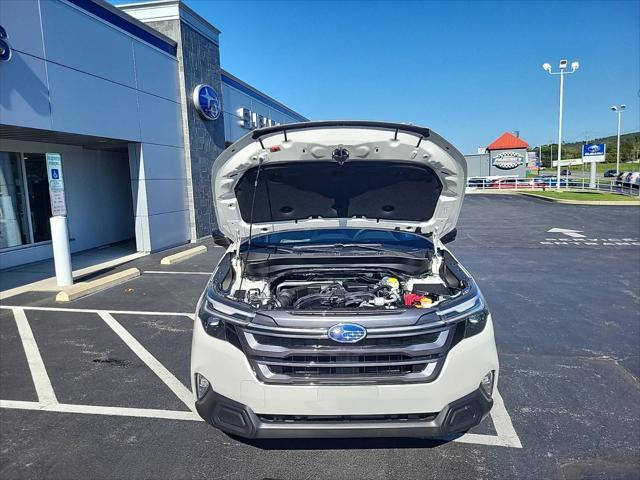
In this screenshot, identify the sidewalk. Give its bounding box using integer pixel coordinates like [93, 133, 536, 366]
[0, 241, 145, 299]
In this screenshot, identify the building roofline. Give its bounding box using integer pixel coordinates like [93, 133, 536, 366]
[69, 0, 177, 55]
[118, 0, 220, 45]
[221, 69, 308, 121]
[486, 131, 529, 151]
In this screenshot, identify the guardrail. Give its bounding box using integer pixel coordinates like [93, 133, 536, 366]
[466, 177, 640, 196]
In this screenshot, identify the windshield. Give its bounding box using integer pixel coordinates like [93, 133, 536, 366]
[248, 228, 433, 249]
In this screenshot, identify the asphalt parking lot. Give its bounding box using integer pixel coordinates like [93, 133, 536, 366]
[1, 194, 639, 480]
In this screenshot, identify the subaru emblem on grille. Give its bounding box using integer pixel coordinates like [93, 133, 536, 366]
[328, 323, 367, 343]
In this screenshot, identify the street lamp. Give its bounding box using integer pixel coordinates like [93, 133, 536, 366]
[542, 59, 580, 189]
[611, 104, 626, 175]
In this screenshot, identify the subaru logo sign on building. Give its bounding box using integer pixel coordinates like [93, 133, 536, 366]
[328, 323, 367, 343]
[582, 143, 606, 163]
[0, 25, 12, 62]
[192, 84, 221, 120]
[492, 151, 524, 170]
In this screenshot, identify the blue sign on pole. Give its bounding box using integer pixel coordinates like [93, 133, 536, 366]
[46, 153, 67, 216]
[582, 143, 606, 162]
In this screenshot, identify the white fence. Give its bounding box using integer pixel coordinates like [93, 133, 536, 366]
[466, 177, 640, 197]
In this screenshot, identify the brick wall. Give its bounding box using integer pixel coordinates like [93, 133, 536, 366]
[147, 19, 226, 239]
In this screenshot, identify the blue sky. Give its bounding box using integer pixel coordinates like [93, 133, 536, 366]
[126, 0, 639, 153]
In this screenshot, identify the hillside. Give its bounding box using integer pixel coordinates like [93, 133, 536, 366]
[531, 132, 639, 166]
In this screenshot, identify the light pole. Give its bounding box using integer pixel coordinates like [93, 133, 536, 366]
[542, 59, 580, 189]
[611, 104, 626, 175]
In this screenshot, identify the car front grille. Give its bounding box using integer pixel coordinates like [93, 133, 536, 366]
[251, 331, 441, 349]
[235, 321, 457, 385]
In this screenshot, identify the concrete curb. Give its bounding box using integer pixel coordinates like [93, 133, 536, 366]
[466, 190, 517, 195]
[518, 193, 640, 206]
[160, 245, 207, 265]
[0, 252, 147, 301]
[55, 268, 140, 302]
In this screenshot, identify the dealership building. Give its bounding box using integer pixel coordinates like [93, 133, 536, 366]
[464, 132, 530, 178]
[0, 0, 307, 269]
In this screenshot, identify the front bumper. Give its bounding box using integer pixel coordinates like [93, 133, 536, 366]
[195, 386, 493, 439]
[191, 313, 498, 417]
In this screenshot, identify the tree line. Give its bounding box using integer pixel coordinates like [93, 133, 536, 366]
[532, 132, 639, 167]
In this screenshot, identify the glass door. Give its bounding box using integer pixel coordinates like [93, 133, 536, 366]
[23, 153, 52, 243]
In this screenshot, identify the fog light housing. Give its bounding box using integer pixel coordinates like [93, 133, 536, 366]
[196, 373, 211, 400]
[480, 371, 494, 397]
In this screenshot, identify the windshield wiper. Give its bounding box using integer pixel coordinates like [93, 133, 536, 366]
[253, 243, 418, 255]
[291, 243, 388, 252]
[248, 244, 296, 254]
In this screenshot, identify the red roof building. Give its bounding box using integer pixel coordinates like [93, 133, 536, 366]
[486, 132, 529, 151]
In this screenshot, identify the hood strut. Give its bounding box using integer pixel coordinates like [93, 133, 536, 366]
[237, 154, 265, 294]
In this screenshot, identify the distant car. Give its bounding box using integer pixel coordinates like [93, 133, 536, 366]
[626, 172, 640, 190]
[604, 169, 618, 177]
[467, 177, 492, 188]
[489, 178, 543, 190]
[489, 179, 519, 189]
[535, 177, 569, 187]
[616, 172, 632, 186]
[560, 169, 572, 176]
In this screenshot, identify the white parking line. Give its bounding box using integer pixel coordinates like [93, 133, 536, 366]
[97, 311, 196, 413]
[12, 308, 58, 406]
[0, 305, 194, 319]
[144, 271, 211, 276]
[0, 393, 522, 448]
[489, 389, 523, 448]
[1, 306, 522, 449]
[0, 400, 201, 422]
[451, 431, 517, 447]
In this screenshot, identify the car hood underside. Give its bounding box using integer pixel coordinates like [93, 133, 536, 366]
[211, 121, 468, 241]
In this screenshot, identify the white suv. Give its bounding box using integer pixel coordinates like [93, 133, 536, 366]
[191, 121, 498, 439]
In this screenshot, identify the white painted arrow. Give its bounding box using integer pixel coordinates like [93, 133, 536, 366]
[547, 228, 586, 238]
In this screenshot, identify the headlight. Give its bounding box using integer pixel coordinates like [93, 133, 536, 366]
[439, 294, 489, 338]
[197, 297, 227, 339]
[464, 307, 488, 338]
[196, 292, 254, 344]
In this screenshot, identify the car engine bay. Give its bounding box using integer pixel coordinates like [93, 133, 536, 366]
[227, 254, 461, 311]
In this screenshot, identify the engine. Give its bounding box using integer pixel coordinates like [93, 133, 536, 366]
[241, 271, 451, 311]
[277, 275, 401, 310]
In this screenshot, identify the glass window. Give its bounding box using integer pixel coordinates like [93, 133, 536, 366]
[0, 151, 54, 250]
[0, 151, 30, 248]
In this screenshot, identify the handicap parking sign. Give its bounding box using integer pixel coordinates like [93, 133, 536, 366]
[51, 168, 59, 179]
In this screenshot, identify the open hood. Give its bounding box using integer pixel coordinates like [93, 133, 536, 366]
[212, 121, 467, 241]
